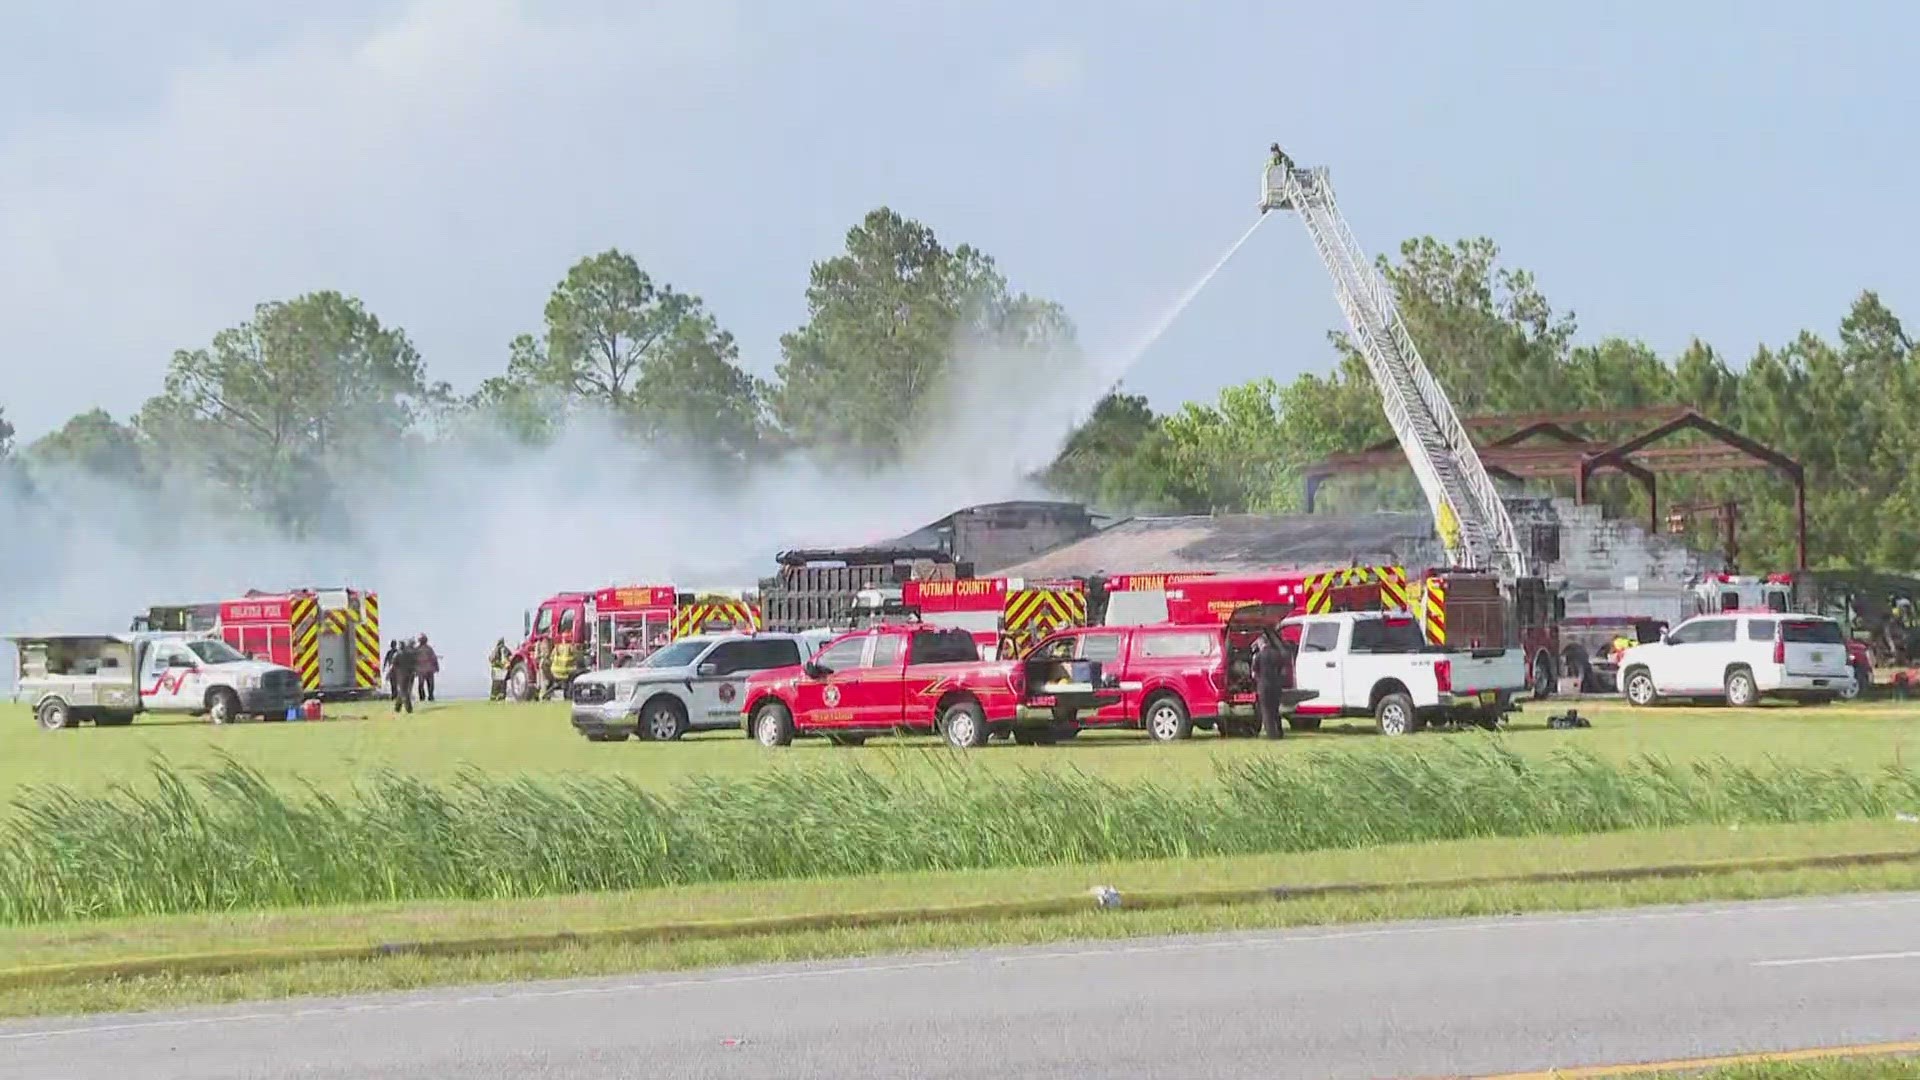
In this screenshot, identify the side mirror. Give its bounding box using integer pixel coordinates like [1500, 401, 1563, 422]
[696, 663, 718, 678]
[803, 661, 829, 679]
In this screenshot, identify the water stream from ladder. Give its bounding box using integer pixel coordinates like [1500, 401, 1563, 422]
[1092, 213, 1272, 390]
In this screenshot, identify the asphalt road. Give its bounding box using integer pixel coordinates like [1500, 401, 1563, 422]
[5, 893, 1920, 1080]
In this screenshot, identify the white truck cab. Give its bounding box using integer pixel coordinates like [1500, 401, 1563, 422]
[1617, 612, 1852, 707]
[11, 631, 304, 729]
[570, 630, 834, 741]
[1280, 611, 1526, 735]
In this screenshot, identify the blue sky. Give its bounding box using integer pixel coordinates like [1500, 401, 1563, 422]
[3, 0, 1915, 440]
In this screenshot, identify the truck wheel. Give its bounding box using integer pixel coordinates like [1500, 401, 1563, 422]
[1143, 694, 1192, 742]
[1531, 653, 1554, 700]
[1842, 661, 1870, 700]
[1049, 723, 1081, 741]
[36, 699, 73, 731]
[505, 663, 532, 703]
[940, 700, 989, 749]
[641, 698, 688, 741]
[1373, 692, 1419, 737]
[753, 701, 793, 747]
[206, 688, 240, 725]
[1624, 668, 1658, 707]
[1725, 666, 1759, 708]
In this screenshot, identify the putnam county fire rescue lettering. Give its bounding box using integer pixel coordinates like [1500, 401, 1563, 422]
[914, 580, 1002, 599]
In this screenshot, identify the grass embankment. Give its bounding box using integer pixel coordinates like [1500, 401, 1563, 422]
[5, 741, 1920, 924]
[4, 698, 1919, 804]
[4, 820, 1918, 1019]
[1638, 1054, 1920, 1078]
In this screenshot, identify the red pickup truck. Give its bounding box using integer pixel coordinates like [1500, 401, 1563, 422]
[741, 624, 1118, 749]
[1023, 606, 1315, 740]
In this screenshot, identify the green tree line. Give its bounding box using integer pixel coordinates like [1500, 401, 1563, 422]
[4, 212, 1910, 572]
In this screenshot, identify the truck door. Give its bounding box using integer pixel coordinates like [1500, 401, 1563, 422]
[1293, 622, 1344, 714]
[697, 638, 803, 726]
[793, 634, 871, 730]
[141, 640, 199, 711]
[1075, 630, 1129, 722]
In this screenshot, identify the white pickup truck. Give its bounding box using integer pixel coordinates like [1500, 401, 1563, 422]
[10, 632, 305, 729]
[1280, 612, 1527, 735]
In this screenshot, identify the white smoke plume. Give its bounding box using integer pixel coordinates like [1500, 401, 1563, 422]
[0, 397, 1080, 696]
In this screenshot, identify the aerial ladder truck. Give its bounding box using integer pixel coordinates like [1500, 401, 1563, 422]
[1260, 153, 1556, 699]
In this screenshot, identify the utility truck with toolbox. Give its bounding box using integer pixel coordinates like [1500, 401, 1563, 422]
[1278, 611, 1523, 735]
[741, 623, 1119, 749]
[11, 632, 304, 729]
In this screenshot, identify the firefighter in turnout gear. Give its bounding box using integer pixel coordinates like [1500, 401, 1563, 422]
[550, 639, 580, 698]
[1254, 630, 1290, 740]
[534, 637, 554, 700]
[488, 638, 512, 700]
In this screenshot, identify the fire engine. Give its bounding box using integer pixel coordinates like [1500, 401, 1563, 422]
[132, 587, 382, 700]
[893, 577, 1087, 658]
[1102, 566, 1542, 700]
[506, 585, 762, 701]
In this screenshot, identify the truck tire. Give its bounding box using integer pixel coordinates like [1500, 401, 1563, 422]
[1842, 660, 1870, 700]
[1724, 666, 1759, 708]
[752, 701, 793, 747]
[1142, 694, 1192, 742]
[1531, 652, 1555, 700]
[1623, 667, 1658, 707]
[1373, 691, 1419, 737]
[1289, 714, 1322, 733]
[940, 699, 989, 749]
[206, 688, 240, 725]
[506, 662, 532, 703]
[36, 699, 73, 731]
[640, 697, 689, 741]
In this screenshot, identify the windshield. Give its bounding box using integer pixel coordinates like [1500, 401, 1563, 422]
[639, 640, 708, 669]
[186, 639, 246, 664]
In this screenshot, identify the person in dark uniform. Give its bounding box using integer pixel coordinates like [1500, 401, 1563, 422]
[389, 638, 417, 714]
[1254, 629, 1289, 739]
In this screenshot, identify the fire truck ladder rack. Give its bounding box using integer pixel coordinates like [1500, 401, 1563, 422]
[1261, 162, 1527, 579]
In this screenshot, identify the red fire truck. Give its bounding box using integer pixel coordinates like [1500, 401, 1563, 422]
[132, 587, 382, 700]
[506, 586, 762, 701]
[1101, 566, 1549, 699]
[1100, 567, 1404, 627]
[895, 577, 1087, 659]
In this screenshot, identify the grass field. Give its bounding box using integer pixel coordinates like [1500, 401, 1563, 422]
[4, 819, 1918, 1019]
[5, 697, 1920, 804]
[6, 697, 1920, 1020]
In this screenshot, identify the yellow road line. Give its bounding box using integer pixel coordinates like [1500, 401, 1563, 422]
[1477, 1038, 1920, 1078]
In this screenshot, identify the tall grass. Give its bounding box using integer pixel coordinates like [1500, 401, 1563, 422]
[3, 742, 1917, 926]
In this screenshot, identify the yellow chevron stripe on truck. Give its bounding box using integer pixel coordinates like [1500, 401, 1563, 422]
[289, 595, 321, 692]
[355, 593, 381, 690]
[1422, 577, 1447, 645]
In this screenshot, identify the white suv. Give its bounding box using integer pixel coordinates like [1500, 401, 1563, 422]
[1617, 613, 1853, 708]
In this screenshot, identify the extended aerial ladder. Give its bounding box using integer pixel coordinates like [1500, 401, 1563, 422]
[1260, 157, 1530, 579]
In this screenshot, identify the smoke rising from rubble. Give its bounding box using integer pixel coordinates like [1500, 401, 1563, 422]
[0, 380, 1077, 695]
[0, 223, 1272, 694]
